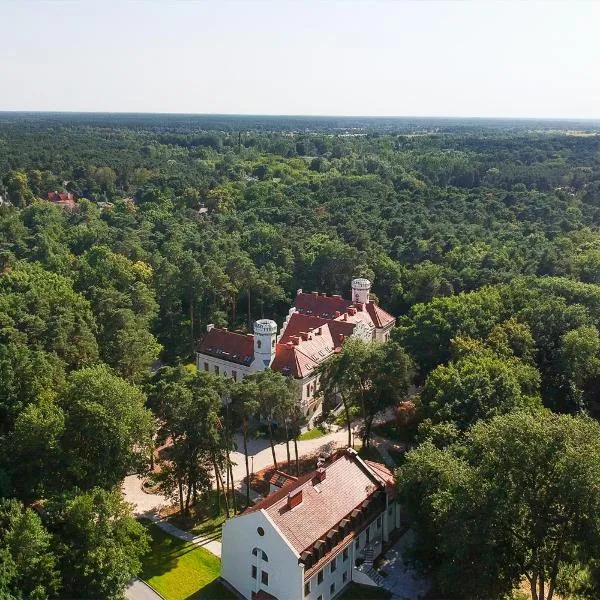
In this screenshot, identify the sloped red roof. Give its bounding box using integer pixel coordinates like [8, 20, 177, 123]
[294, 292, 351, 319]
[270, 343, 319, 378]
[46, 191, 76, 208]
[269, 470, 298, 488]
[365, 302, 395, 328]
[279, 313, 330, 344]
[197, 328, 254, 366]
[242, 449, 395, 554]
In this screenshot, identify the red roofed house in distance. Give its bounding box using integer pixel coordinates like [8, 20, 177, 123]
[195, 279, 395, 427]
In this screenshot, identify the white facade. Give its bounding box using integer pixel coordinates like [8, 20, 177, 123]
[221, 510, 303, 600]
[254, 319, 277, 370]
[351, 278, 371, 305]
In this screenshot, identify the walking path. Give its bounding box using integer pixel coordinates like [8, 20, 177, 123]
[122, 410, 401, 559]
[376, 530, 431, 600]
[125, 579, 164, 600]
[141, 514, 222, 557]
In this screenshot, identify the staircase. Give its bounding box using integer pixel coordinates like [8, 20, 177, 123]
[360, 546, 386, 587]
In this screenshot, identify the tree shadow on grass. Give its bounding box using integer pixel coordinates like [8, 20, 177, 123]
[185, 579, 236, 600]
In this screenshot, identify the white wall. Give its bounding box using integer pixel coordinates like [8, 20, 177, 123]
[222, 510, 303, 600]
[304, 541, 353, 600]
[196, 352, 252, 381]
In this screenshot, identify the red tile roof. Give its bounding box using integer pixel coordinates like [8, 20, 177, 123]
[293, 292, 350, 320]
[243, 449, 395, 554]
[197, 328, 254, 366]
[270, 343, 319, 378]
[269, 470, 298, 488]
[46, 191, 76, 209]
[365, 301, 395, 329]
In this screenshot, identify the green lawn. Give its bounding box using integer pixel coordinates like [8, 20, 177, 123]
[298, 425, 327, 441]
[140, 522, 235, 600]
[167, 490, 246, 541]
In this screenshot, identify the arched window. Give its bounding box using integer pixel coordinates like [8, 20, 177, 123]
[252, 547, 268, 562]
[257, 340, 262, 349]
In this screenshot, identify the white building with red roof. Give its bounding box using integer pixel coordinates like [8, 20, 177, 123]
[221, 448, 400, 600]
[196, 279, 395, 425]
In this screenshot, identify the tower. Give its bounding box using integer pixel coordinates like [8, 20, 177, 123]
[351, 278, 371, 304]
[253, 319, 277, 370]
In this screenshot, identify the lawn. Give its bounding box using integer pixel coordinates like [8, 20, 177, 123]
[298, 425, 327, 441]
[166, 490, 245, 540]
[140, 522, 235, 600]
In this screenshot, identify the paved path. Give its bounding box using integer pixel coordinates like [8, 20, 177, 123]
[123, 425, 356, 519]
[125, 579, 163, 600]
[376, 530, 430, 600]
[141, 514, 222, 557]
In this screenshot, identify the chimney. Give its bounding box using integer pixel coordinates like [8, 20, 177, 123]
[312, 291, 318, 297]
[338, 334, 345, 344]
[348, 307, 356, 316]
[332, 294, 341, 299]
[297, 288, 303, 296]
[288, 488, 303, 509]
[356, 304, 363, 311]
[316, 327, 322, 335]
[292, 336, 300, 345]
[320, 292, 327, 297]
[343, 313, 348, 321]
[335, 311, 341, 318]
[206, 324, 215, 332]
[315, 467, 326, 483]
[300, 331, 309, 341]
[286, 341, 294, 348]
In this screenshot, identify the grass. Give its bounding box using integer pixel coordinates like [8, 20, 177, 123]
[298, 425, 327, 441]
[166, 490, 246, 540]
[339, 583, 392, 599]
[140, 522, 235, 600]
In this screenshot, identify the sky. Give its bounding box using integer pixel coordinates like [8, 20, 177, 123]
[2, 0, 600, 118]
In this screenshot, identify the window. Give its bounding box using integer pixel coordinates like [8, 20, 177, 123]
[261, 571, 269, 586]
[214, 365, 219, 375]
[343, 571, 348, 584]
[330, 583, 335, 596]
[304, 581, 310, 596]
[377, 516, 382, 530]
[355, 538, 360, 550]
[306, 384, 310, 397]
[271, 339, 275, 348]
[257, 340, 262, 349]
[232, 370, 237, 382]
[204, 362, 209, 371]
[317, 569, 324, 585]
[343, 547, 349, 562]
[262, 551, 268, 562]
[251, 565, 257, 579]
[252, 548, 258, 556]
[257, 527, 265, 536]
[331, 556, 337, 573]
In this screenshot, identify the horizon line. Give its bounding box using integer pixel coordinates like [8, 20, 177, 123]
[1, 110, 600, 122]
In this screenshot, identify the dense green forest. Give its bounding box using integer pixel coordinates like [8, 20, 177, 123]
[2, 113, 600, 599]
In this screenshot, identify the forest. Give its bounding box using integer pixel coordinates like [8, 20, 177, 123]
[2, 113, 600, 599]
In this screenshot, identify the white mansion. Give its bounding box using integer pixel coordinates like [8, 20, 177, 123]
[196, 278, 395, 424]
[221, 447, 401, 600]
